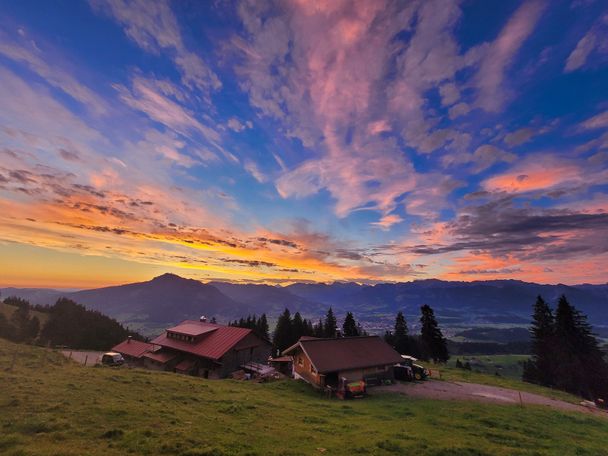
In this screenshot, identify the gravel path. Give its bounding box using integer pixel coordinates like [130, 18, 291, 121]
[61, 350, 104, 366]
[375, 380, 608, 419]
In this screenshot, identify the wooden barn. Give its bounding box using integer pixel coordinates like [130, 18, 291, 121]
[112, 319, 272, 378]
[149, 319, 272, 378]
[111, 337, 155, 365]
[282, 336, 403, 388]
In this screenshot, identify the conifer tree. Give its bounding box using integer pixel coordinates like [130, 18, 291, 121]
[523, 295, 555, 386]
[256, 313, 269, 340]
[554, 295, 608, 398]
[419, 304, 449, 363]
[292, 312, 305, 340]
[324, 307, 337, 338]
[313, 319, 324, 338]
[393, 311, 409, 354]
[272, 308, 294, 354]
[342, 312, 359, 337]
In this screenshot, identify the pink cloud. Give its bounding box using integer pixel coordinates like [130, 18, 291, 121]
[474, 0, 546, 111]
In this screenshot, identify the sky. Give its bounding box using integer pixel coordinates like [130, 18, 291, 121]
[0, 0, 607, 288]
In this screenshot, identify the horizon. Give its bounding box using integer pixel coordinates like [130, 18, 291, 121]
[1, 1, 608, 288]
[1, 271, 607, 292]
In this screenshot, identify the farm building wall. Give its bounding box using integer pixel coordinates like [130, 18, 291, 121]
[216, 332, 272, 378]
[292, 348, 324, 387]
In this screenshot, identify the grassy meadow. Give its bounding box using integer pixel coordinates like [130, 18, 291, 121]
[425, 357, 581, 404]
[1, 338, 607, 456]
[0, 302, 49, 326]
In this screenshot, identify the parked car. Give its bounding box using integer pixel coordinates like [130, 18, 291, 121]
[394, 364, 413, 381]
[101, 352, 124, 366]
[398, 355, 429, 381]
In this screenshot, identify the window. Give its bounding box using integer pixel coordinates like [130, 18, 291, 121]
[297, 356, 303, 366]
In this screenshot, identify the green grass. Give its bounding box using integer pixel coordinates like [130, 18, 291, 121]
[0, 302, 49, 326]
[447, 354, 529, 380]
[1, 338, 607, 456]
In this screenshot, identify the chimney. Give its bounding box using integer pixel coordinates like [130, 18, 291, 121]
[200, 316, 207, 323]
[127, 336, 132, 344]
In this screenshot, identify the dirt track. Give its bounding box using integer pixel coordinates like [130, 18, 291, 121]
[375, 380, 608, 419]
[61, 350, 104, 366]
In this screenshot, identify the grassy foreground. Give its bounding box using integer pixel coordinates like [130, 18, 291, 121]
[1, 339, 607, 456]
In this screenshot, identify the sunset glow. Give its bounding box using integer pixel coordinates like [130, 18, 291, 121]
[1, 0, 607, 288]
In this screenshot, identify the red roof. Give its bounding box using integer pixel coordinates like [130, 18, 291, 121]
[151, 320, 255, 361]
[166, 323, 217, 337]
[175, 359, 196, 372]
[283, 336, 403, 374]
[112, 339, 154, 358]
[143, 350, 178, 364]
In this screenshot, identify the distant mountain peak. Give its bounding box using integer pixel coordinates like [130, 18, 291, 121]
[151, 273, 192, 282]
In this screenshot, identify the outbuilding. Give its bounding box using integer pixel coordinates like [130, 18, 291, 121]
[282, 336, 403, 389]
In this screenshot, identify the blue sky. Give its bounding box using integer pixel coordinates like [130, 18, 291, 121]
[0, 0, 607, 287]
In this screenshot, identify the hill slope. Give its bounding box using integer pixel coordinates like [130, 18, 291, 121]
[3, 276, 607, 335]
[1, 338, 607, 456]
[69, 274, 246, 334]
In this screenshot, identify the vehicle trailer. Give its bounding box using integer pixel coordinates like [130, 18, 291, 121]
[335, 377, 366, 399]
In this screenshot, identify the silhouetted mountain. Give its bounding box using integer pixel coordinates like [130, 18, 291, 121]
[68, 274, 245, 332]
[208, 282, 325, 316]
[3, 276, 607, 336]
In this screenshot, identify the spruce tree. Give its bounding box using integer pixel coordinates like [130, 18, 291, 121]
[313, 319, 324, 338]
[324, 307, 337, 338]
[272, 308, 293, 355]
[342, 312, 359, 337]
[292, 312, 305, 340]
[256, 314, 269, 340]
[523, 295, 555, 386]
[393, 311, 409, 354]
[554, 295, 608, 399]
[419, 304, 449, 363]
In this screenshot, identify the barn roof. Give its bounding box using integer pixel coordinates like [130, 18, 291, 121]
[151, 320, 256, 361]
[142, 349, 178, 364]
[283, 336, 403, 374]
[112, 339, 154, 359]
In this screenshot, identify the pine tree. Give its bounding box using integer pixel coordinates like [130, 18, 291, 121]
[256, 314, 269, 340]
[342, 312, 359, 337]
[292, 312, 305, 340]
[523, 295, 555, 386]
[393, 311, 409, 354]
[419, 304, 449, 363]
[272, 308, 294, 355]
[324, 307, 337, 338]
[313, 319, 324, 338]
[554, 295, 608, 399]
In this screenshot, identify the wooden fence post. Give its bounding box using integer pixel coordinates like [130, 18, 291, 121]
[518, 391, 524, 408]
[84, 355, 88, 366]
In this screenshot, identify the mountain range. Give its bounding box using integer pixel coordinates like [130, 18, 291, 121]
[2, 273, 607, 336]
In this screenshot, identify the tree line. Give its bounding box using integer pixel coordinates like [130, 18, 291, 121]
[230, 304, 449, 363]
[523, 295, 608, 400]
[0, 296, 143, 350]
[271, 307, 363, 355]
[228, 314, 270, 340]
[383, 305, 449, 363]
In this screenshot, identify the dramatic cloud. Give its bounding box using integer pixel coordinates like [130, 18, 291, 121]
[564, 14, 608, 72]
[90, 0, 220, 93]
[474, 0, 546, 111]
[1, 1, 607, 286]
